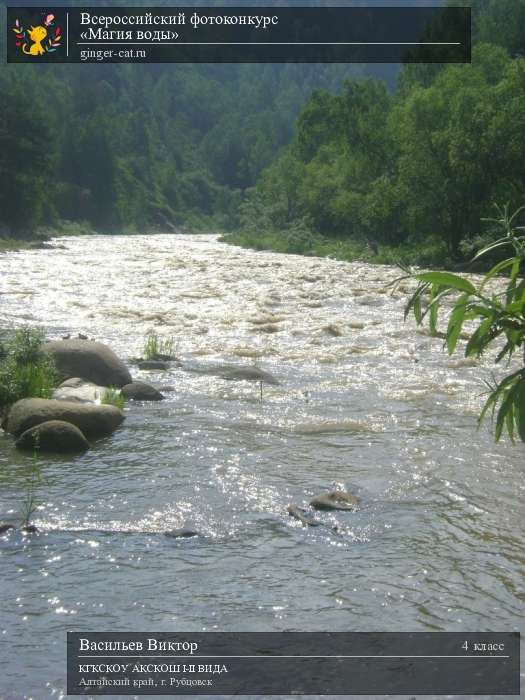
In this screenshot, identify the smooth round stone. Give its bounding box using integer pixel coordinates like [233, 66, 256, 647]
[309, 490, 360, 511]
[121, 382, 164, 401]
[15, 419, 90, 453]
[6, 398, 123, 439]
[43, 339, 132, 387]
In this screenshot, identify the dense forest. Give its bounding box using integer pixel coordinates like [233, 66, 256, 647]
[1, 0, 524, 267]
[227, 0, 525, 266]
[0, 0, 396, 238]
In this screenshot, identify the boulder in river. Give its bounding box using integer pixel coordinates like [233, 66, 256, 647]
[221, 366, 279, 385]
[0, 524, 15, 535]
[43, 339, 132, 387]
[149, 353, 179, 362]
[15, 420, 90, 453]
[184, 362, 279, 385]
[164, 528, 199, 538]
[287, 505, 321, 527]
[132, 355, 181, 365]
[121, 382, 164, 401]
[5, 398, 124, 438]
[309, 490, 360, 511]
[52, 380, 107, 404]
[59, 377, 88, 388]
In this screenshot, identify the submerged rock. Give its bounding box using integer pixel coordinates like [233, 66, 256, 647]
[287, 505, 321, 527]
[164, 528, 199, 538]
[248, 314, 285, 326]
[149, 353, 179, 362]
[43, 339, 132, 387]
[6, 398, 124, 438]
[0, 524, 15, 534]
[121, 382, 164, 401]
[221, 366, 279, 385]
[133, 354, 181, 365]
[322, 324, 343, 337]
[21, 525, 38, 534]
[310, 490, 360, 511]
[185, 363, 279, 385]
[356, 295, 385, 307]
[253, 324, 280, 334]
[138, 360, 171, 371]
[15, 420, 90, 453]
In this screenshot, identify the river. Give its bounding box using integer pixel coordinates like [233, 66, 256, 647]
[0, 234, 523, 698]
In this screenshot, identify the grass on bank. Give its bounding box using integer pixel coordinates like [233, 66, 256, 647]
[0, 328, 56, 409]
[143, 332, 177, 360]
[220, 230, 454, 269]
[0, 238, 46, 253]
[101, 387, 125, 411]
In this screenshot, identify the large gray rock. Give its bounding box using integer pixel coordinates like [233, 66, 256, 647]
[309, 491, 360, 511]
[147, 353, 179, 362]
[221, 366, 279, 384]
[186, 363, 279, 385]
[43, 339, 132, 387]
[52, 379, 107, 404]
[121, 382, 164, 401]
[16, 420, 89, 453]
[6, 398, 124, 438]
[58, 377, 88, 388]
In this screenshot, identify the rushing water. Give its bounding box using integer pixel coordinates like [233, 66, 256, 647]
[0, 234, 523, 699]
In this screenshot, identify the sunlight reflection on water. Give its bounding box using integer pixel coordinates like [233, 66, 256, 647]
[0, 234, 523, 697]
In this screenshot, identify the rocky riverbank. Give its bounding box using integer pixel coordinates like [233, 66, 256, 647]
[1, 335, 354, 536]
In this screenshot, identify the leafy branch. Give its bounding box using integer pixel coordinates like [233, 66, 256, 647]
[393, 204, 525, 442]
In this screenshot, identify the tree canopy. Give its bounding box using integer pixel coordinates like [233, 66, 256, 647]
[232, 0, 525, 265]
[0, 52, 394, 237]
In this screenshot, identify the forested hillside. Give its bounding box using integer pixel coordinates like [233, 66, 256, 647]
[2, 0, 524, 266]
[0, 0, 397, 239]
[228, 0, 525, 266]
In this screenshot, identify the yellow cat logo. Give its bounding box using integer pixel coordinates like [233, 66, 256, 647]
[12, 15, 62, 57]
[23, 25, 47, 56]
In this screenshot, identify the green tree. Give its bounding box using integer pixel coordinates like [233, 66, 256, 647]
[393, 45, 525, 255]
[0, 71, 53, 236]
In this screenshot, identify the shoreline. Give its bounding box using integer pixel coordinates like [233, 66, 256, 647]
[219, 231, 491, 274]
[0, 222, 206, 254]
[0, 227, 488, 275]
